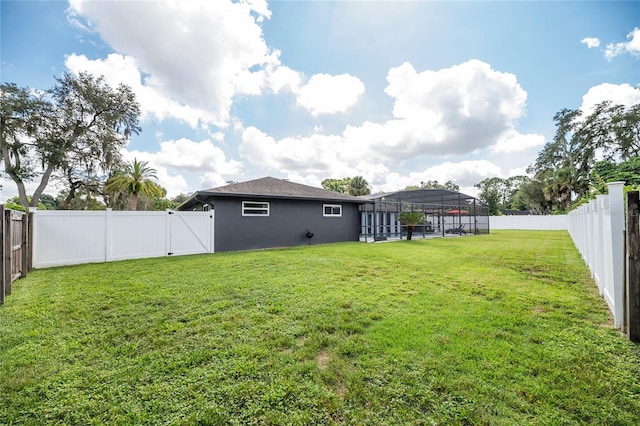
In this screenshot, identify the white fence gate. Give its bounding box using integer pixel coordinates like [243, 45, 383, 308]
[32, 209, 214, 268]
[568, 182, 625, 328]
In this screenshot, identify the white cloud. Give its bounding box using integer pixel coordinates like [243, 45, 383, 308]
[605, 27, 640, 60]
[491, 130, 546, 154]
[376, 60, 530, 156]
[366, 160, 503, 194]
[581, 37, 600, 49]
[580, 83, 640, 114]
[124, 138, 243, 197]
[65, 53, 214, 127]
[66, 1, 360, 126]
[420, 160, 503, 187]
[296, 73, 365, 115]
[266, 62, 302, 93]
[153, 138, 243, 174]
[67, 0, 277, 127]
[240, 127, 346, 174]
[239, 60, 538, 190]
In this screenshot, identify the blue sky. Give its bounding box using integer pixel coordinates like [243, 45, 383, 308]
[1, 0, 639, 202]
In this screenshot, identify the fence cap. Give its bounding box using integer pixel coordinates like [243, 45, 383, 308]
[606, 181, 625, 189]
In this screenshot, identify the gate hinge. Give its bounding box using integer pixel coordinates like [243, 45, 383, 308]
[168, 252, 174, 255]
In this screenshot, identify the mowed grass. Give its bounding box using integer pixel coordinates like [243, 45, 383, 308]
[1, 231, 639, 425]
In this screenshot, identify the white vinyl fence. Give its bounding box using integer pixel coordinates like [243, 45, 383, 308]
[32, 209, 214, 268]
[490, 215, 568, 230]
[567, 182, 625, 328]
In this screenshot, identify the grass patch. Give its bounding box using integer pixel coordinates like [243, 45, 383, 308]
[1, 230, 639, 424]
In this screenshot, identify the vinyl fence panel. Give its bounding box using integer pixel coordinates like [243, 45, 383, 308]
[489, 215, 568, 230]
[568, 182, 625, 329]
[32, 209, 214, 268]
[109, 212, 169, 261]
[33, 211, 107, 267]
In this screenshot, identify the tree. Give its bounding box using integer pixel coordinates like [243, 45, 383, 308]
[0, 72, 140, 209]
[105, 158, 164, 210]
[0, 83, 50, 208]
[347, 176, 371, 196]
[5, 195, 53, 211]
[171, 193, 192, 205]
[404, 180, 460, 192]
[38, 193, 57, 210]
[503, 175, 530, 209]
[474, 178, 503, 215]
[321, 177, 350, 193]
[589, 157, 640, 194]
[398, 211, 425, 241]
[150, 192, 192, 211]
[527, 99, 639, 212]
[55, 187, 106, 210]
[581, 100, 640, 161]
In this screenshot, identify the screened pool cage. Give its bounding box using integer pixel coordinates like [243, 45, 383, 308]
[359, 188, 490, 241]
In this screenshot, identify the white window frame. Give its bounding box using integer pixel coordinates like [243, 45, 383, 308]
[323, 204, 342, 217]
[242, 201, 270, 216]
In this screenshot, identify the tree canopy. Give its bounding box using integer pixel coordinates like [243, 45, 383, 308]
[105, 158, 164, 210]
[404, 180, 460, 192]
[475, 97, 640, 215]
[322, 176, 371, 196]
[0, 72, 141, 209]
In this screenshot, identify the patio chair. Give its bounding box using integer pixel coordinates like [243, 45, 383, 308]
[446, 224, 466, 235]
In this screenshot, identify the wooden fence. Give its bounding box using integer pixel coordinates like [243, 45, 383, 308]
[568, 183, 640, 342]
[627, 191, 640, 342]
[0, 205, 29, 305]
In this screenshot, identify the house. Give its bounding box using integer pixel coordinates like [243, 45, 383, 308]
[177, 177, 364, 252]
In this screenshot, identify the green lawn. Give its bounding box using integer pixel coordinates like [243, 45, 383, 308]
[1, 230, 639, 425]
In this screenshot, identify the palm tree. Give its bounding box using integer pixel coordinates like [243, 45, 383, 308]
[105, 158, 163, 210]
[348, 176, 371, 196]
[398, 211, 425, 241]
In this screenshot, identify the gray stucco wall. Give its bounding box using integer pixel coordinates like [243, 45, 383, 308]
[212, 198, 361, 252]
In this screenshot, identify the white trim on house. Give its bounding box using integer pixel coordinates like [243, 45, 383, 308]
[242, 201, 270, 216]
[323, 204, 342, 217]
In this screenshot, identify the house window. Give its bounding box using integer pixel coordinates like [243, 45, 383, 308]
[323, 204, 342, 217]
[242, 201, 269, 216]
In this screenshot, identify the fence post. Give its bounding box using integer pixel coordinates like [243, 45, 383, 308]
[626, 191, 640, 342]
[3, 207, 11, 298]
[0, 205, 4, 305]
[105, 208, 113, 262]
[166, 210, 173, 256]
[28, 211, 34, 271]
[21, 211, 28, 278]
[594, 195, 606, 292]
[607, 182, 626, 329]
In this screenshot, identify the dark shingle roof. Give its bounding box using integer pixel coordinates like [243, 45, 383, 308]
[179, 177, 364, 209]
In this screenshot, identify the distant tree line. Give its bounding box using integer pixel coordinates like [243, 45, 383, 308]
[475, 98, 640, 215]
[404, 180, 460, 192]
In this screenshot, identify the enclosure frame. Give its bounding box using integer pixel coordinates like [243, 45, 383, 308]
[359, 188, 490, 241]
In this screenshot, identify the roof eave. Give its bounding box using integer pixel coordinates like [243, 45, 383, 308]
[196, 191, 364, 204]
